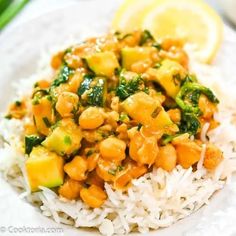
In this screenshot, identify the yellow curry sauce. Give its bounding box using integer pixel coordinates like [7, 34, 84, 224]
[6, 30, 223, 208]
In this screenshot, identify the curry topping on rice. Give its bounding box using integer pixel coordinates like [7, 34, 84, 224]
[6, 30, 223, 208]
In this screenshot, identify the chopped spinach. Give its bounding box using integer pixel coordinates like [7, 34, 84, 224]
[42, 117, 51, 128]
[86, 149, 95, 157]
[108, 168, 116, 176]
[52, 64, 74, 87]
[78, 75, 107, 107]
[25, 135, 45, 155]
[15, 100, 22, 107]
[179, 112, 200, 135]
[64, 135, 72, 145]
[77, 74, 94, 96]
[139, 30, 154, 45]
[4, 114, 12, 120]
[114, 31, 132, 41]
[108, 165, 124, 176]
[137, 123, 142, 131]
[119, 113, 130, 123]
[154, 62, 162, 69]
[116, 73, 146, 100]
[152, 42, 162, 50]
[87, 78, 106, 107]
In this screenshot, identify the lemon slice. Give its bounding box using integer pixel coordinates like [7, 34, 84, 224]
[112, 0, 156, 32]
[142, 0, 223, 63]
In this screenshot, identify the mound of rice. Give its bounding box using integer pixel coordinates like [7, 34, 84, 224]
[1, 40, 236, 236]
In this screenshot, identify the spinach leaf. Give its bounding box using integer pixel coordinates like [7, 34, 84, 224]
[179, 112, 200, 135]
[176, 80, 218, 135]
[176, 82, 219, 115]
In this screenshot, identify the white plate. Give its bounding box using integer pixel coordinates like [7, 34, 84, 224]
[0, 1, 236, 236]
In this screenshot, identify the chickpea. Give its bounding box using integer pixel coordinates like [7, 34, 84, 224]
[111, 96, 120, 112]
[64, 156, 88, 181]
[104, 111, 119, 128]
[79, 107, 104, 130]
[162, 38, 183, 50]
[155, 144, 177, 172]
[64, 53, 83, 69]
[120, 31, 141, 47]
[56, 92, 79, 118]
[24, 122, 37, 135]
[99, 137, 126, 162]
[51, 51, 63, 69]
[59, 178, 82, 200]
[96, 158, 118, 182]
[129, 132, 158, 165]
[167, 109, 181, 124]
[116, 123, 128, 140]
[68, 72, 84, 93]
[175, 141, 202, 169]
[203, 144, 223, 170]
[127, 127, 139, 139]
[35, 80, 51, 89]
[199, 95, 217, 120]
[80, 185, 107, 208]
[131, 59, 152, 73]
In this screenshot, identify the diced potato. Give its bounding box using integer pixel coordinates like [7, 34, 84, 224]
[32, 96, 55, 136]
[122, 92, 175, 131]
[80, 185, 107, 208]
[175, 141, 202, 169]
[113, 162, 147, 190]
[129, 132, 158, 165]
[198, 94, 217, 120]
[26, 146, 64, 191]
[147, 59, 186, 98]
[42, 119, 82, 156]
[121, 47, 153, 70]
[59, 178, 82, 200]
[128, 163, 148, 179]
[113, 168, 132, 190]
[64, 156, 88, 181]
[85, 51, 119, 77]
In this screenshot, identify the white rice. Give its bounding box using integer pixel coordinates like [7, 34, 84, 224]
[1, 45, 236, 236]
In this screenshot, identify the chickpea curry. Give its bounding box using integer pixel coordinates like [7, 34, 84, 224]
[6, 30, 223, 208]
